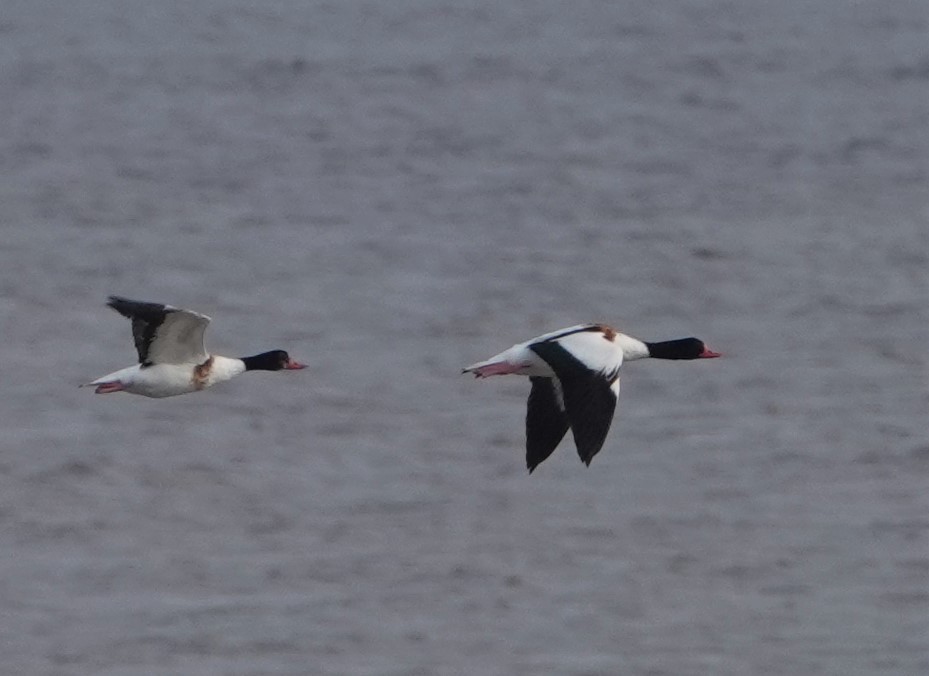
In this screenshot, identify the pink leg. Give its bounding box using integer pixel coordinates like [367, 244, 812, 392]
[468, 362, 524, 378]
[94, 382, 125, 394]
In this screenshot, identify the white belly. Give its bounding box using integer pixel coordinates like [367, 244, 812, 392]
[88, 356, 247, 398]
[91, 364, 197, 398]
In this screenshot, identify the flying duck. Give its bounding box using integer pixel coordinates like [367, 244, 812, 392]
[462, 324, 720, 472]
[83, 296, 306, 398]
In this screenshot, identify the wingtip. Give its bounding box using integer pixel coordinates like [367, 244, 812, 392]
[105, 295, 132, 314]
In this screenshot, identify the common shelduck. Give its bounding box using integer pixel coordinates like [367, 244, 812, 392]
[83, 296, 307, 398]
[462, 324, 720, 472]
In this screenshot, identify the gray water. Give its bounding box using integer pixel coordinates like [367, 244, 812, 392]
[1, 1, 927, 674]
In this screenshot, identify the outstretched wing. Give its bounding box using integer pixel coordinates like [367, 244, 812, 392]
[106, 296, 210, 366]
[529, 339, 621, 466]
[526, 377, 570, 473]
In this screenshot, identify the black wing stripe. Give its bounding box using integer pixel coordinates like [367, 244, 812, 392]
[537, 324, 603, 343]
[528, 339, 599, 384]
[106, 296, 177, 365]
[526, 377, 570, 473]
[529, 341, 618, 467]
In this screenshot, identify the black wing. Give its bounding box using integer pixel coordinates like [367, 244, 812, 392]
[529, 341, 619, 467]
[560, 373, 618, 466]
[526, 377, 570, 473]
[106, 296, 176, 365]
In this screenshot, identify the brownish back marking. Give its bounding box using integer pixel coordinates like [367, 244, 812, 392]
[192, 356, 214, 390]
[595, 323, 618, 341]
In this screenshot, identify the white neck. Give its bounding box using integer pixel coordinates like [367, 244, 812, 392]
[615, 334, 650, 361]
[208, 355, 247, 384]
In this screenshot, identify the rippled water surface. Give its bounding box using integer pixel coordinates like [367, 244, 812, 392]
[1, 1, 927, 674]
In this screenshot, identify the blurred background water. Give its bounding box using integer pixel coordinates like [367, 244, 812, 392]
[0, 1, 926, 674]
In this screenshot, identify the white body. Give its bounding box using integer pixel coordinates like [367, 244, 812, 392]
[463, 324, 718, 471]
[86, 296, 306, 399]
[86, 298, 247, 398]
[462, 324, 653, 470]
[463, 324, 649, 378]
[87, 356, 246, 398]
